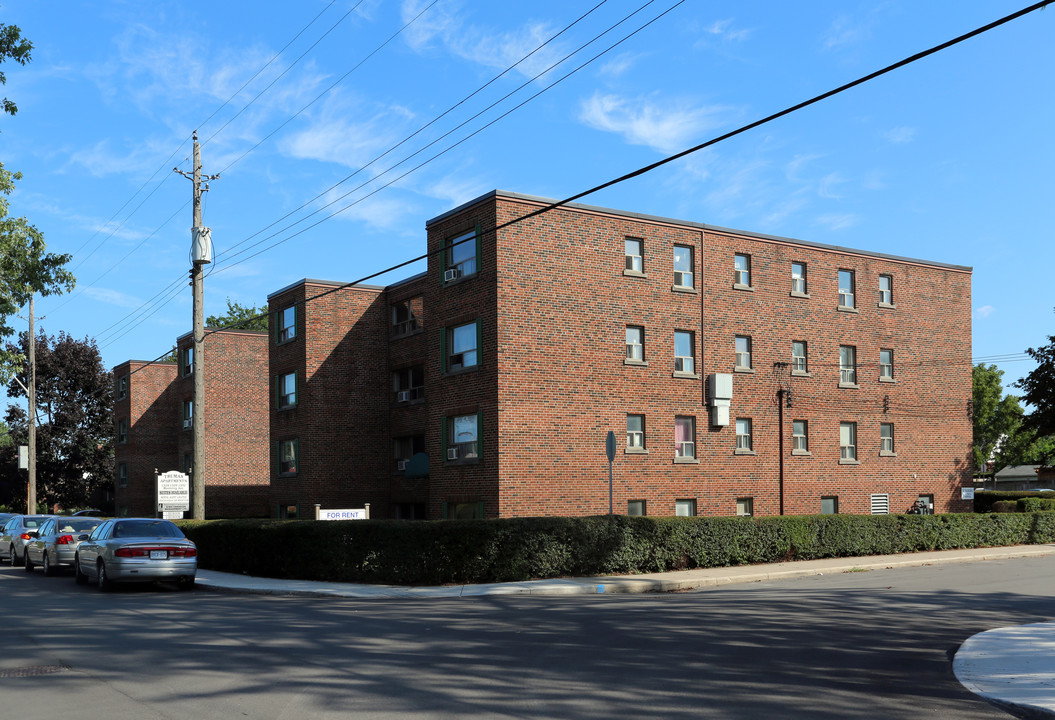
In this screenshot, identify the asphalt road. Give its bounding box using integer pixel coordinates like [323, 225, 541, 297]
[2, 555, 1052, 719]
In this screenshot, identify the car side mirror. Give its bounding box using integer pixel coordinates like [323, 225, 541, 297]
[26, 531, 38, 538]
[76, 534, 90, 541]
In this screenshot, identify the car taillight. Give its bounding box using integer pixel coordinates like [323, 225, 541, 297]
[56, 535, 74, 545]
[169, 548, 197, 558]
[19, 533, 31, 540]
[114, 546, 196, 558]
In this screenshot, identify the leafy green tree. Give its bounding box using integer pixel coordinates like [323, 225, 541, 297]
[0, 22, 32, 118]
[207, 297, 268, 331]
[1016, 328, 1055, 440]
[0, 331, 113, 509]
[972, 364, 1024, 473]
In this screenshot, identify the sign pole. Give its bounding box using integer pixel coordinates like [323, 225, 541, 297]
[605, 430, 616, 516]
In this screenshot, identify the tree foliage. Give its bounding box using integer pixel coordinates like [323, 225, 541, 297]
[973, 364, 1022, 472]
[0, 331, 113, 510]
[207, 297, 268, 331]
[0, 22, 32, 117]
[1016, 328, 1055, 441]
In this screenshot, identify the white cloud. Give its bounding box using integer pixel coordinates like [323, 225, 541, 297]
[599, 52, 641, 79]
[320, 188, 417, 231]
[975, 305, 996, 319]
[80, 286, 146, 309]
[882, 126, 917, 144]
[702, 19, 753, 42]
[823, 15, 869, 50]
[815, 213, 859, 231]
[278, 97, 414, 172]
[818, 172, 847, 199]
[579, 92, 730, 154]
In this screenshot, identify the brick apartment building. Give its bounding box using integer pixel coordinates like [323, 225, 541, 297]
[265, 190, 973, 520]
[113, 328, 270, 518]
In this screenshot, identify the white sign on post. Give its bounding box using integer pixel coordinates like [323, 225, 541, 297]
[316, 508, 369, 521]
[157, 471, 191, 514]
[961, 487, 975, 500]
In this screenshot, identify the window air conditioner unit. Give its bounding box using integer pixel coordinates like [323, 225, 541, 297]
[447, 448, 459, 460]
[444, 268, 461, 282]
[183, 419, 192, 429]
[396, 390, 410, 403]
[396, 460, 408, 471]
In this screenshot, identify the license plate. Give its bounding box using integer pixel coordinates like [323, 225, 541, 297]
[149, 550, 168, 560]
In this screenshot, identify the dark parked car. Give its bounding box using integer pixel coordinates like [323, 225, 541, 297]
[74, 518, 197, 591]
[24, 516, 103, 575]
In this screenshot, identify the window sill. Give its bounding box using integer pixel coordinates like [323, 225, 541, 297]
[733, 283, 755, 292]
[791, 449, 812, 456]
[838, 459, 860, 465]
[275, 337, 297, 347]
[623, 269, 648, 279]
[445, 458, 481, 467]
[837, 305, 859, 314]
[392, 397, 426, 407]
[443, 271, 478, 287]
[625, 447, 649, 455]
[444, 365, 480, 377]
[877, 302, 897, 310]
[624, 359, 649, 367]
[734, 449, 757, 456]
[672, 371, 700, 380]
[673, 457, 700, 464]
[671, 285, 699, 294]
[790, 291, 811, 299]
[277, 472, 298, 478]
[735, 367, 755, 374]
[838, 382, 859, 389]
[879, 377, 896, 384]
[390, 328, 425, 341]
[791, 370, 812, 378]
[277, 404, 297, 412]
[880, 451, 898, 458]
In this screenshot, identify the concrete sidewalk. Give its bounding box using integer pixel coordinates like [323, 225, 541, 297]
[195, 543, 1055, 717]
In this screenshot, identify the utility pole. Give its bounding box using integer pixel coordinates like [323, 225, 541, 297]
[27, 293, 35, 514]
[175, 132, 218, 520]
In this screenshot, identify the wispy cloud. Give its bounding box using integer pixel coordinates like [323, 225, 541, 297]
[823, 14, 870, 50]
[702, 18, 753, 42]
[80, 286, 146, 309]
[815, 213, 859, 231]
[975, 305, 996, 319]
[599, 52, 643, 79]
[579, 92, 730, 154]
[882, 126, 916, 144]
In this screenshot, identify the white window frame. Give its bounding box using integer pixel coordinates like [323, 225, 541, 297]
[675, 416, 696, 459]
[278, 371, 296, 408]
[879, 274, 894, 305]
[674, 330, 695, 374]
[278, 439, 298, 476]
[791, 262, 807, 294]
[446, 229, 477, 279]
[839, 269, 856, 309]
[277, 305, 296, 343]
[625, 237, 643, 273]
[625, 326, 644, 362]
[675, 499, 697, 517]
[840, 345, 857, 385]
[627, 414, 645, 450]
[792, 420, 808, 452]
[181, 346, 194, 377]
[673, 245, 694, 289]
[792, 340, 807, 373]
[880, 348, 894, 380]
[736, 417, 753, 451]
[735, 335, 752, 370]
[880, 422, 895, 454]
[734, 253, 751, 287]
[448, 322, 479, 372]
[736, 498, 754, 517]
[840, 422, 857, 461]
[448, 413, 480, 461]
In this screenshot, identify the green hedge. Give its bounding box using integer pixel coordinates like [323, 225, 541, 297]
[974, 490, 1055, 513]
[177, 511, 1055, 587]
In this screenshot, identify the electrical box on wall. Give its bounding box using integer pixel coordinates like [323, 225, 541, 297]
[708, 373, 733, 427]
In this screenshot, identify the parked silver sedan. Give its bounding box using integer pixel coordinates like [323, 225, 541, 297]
[74, 518, 197, 591]
[0, 515, 56, 565]
[24, 516, 103, 575]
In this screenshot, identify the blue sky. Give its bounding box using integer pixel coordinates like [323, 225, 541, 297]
[2, 0, 1052, 394]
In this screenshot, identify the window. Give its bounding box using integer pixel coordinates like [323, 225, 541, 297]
[625, 326, 645, 363]
[673, 245, 694, 289]
[821, 496, 839, 515]
[674, 330, 695, 374]
[181, 346, 194, 376]
[628, 500, 646, 516]
[447, 321, 479, 371]
[182, 453, 192, 475]
[838, 269, 856, 309]
[392, 365, 424, 402]
[675, 499, 697, 517]
[791, 262, 808, 295]
[880, 348, 894, 381]
[625, 237, 644, 274]
[880, 423, 895, 455]
[879, 274, 894, 306]
[277, 439, 299, 476]
[735, 418, 753, 452]
[445, 229, 477, 281]
[734, 253, 752, 287]
[447, 413, 480, 461]
[117, 375, 128, 400]
[117, 419, 127, 444]
[394, 436, 426, 472]
[840, 422, 857, 462]
[675, 416, 696, 460]
[792, 340, 808, 374]
[736, 498, 754, 517]
[735, 335, 752, 370]
[182, 400, 193, 428]
[276, 305, 296, 343]
[870, 494, 890, 515]
[627, 414, 646, 451]
[276, 371, 297, 409]
[391, 296, 423, 337]
[839, 345, 857, 385]
[448, 502, 482, 520]
[117, 463, 128, 488]
[792, 420, 809, 453]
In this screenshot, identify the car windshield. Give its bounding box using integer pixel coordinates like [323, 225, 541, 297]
[24, 516, 51, 528]
[111, 520, 185, 539]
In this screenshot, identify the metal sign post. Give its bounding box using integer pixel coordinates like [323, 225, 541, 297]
[605, 430, 616, 516]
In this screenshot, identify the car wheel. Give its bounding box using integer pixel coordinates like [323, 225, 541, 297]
[97, 560, 113, 592]
[74, 556, 88, 585]
[42, 553, 54, 576]
[9, 547, 16, 566]
[24, 549, 34, 572]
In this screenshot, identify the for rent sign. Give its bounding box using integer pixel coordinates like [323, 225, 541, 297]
[315, 505, 370, 521]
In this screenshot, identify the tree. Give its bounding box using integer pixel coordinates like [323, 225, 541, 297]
[972, 364, 1024, 473]
[1016, 328, 1055, 440]
[0, 331, 113, 510]
[0, 22, 32, 118]
[207, 297, 268, 331]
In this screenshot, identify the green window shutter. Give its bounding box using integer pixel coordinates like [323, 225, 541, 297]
[475, 320, 482, 366]
[273, 311, 280, 344]
[273, 375, 280, 409]
[293, 438, 301, 476]
[272, 441, 278, 477]
[476, 501, 484, 519]
[441, 416, 448, 458]
[474, 222, 482, 267]
[441, 501, 449, 520]
[441, 327, 448, 374]
[476, 411, 483, 460]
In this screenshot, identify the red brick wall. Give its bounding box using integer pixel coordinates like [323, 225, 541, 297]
[113, 360, 178, 517]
